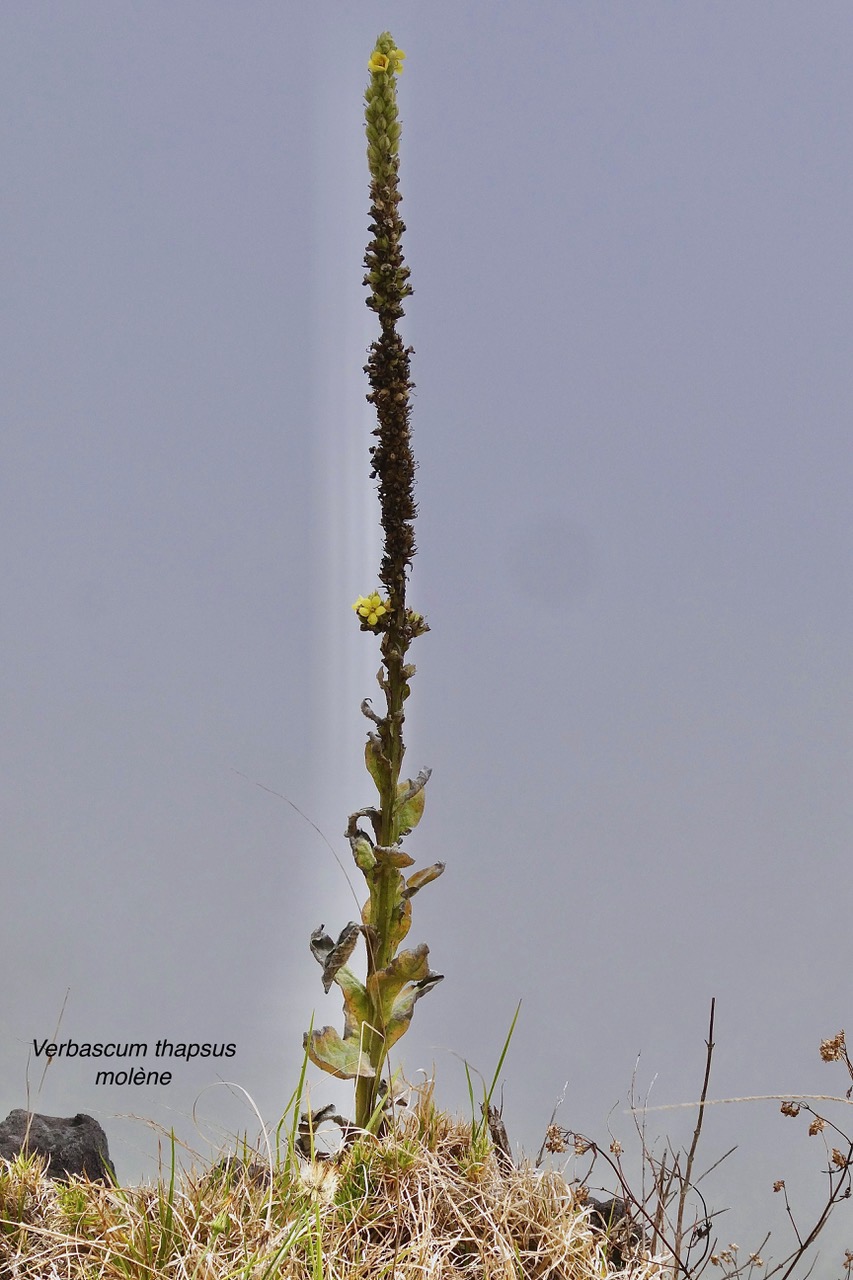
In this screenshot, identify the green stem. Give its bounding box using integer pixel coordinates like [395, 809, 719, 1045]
[354, 34, 431, 1130]
[356, 623, 409, 1123]
[358, 36, 414, 1128]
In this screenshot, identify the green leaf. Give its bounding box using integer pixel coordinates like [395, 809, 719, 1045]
[383, 943, 430, 984]
[385, 970, 443, 1051]
[351, 834, 376, 873]
[388, 897, 412, 951]
[362, 895, 411, 950]
[384, 991, 436, 1049]
[368, 943, 430, 1023]
[393, 768, 430, 836]
[364, 735, 391, 797]
[303, 1027, 375, 1080]
[336, 966, 371, 1037]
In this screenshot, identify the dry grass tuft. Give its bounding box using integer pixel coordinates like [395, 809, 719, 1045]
[0, 1107, 671, 1279]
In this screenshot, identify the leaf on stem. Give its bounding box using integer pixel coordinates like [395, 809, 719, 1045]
[394, 767, 431, 836]
[363, 894, 412, 952]
[367, 942, 443, 1050]
[334, 966, 370, 1033]
[373, 844, 415, 868]
[385, 972, 443, 1050]
[364, 735, 392, 795]
[304, 1026, 375, 1080]
[310, 923, 362, 993]
[349, 831, 377, 873]
[404, 862, 445, 899]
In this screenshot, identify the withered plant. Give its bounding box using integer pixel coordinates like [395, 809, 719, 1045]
[303, 33, 443, 1130]
[539, 1006, 853, 1278]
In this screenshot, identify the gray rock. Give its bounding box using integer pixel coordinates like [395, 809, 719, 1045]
[587, 1197, 642, 1269]
[588, 1194, 631, 1229]
[0, 1109, 115, 1183]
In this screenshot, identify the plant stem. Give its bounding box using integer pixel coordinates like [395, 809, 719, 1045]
[356, 32, 417, 1125]
[307, 35, 440, 1130]
[675, 996, 715, 1267]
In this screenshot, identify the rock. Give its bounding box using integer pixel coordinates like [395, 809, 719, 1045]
[588, 1194, 630, 1229]
[587, 1197, 642, 1269]
[0, 1109, 116, 1183]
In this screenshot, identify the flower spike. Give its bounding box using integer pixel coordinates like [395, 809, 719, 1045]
[305, 35, 442, 1131]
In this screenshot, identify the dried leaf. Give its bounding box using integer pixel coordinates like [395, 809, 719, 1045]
[374, 844, 414, 868]
[310, 922, 362, 993]
[404, 862, 445, 898]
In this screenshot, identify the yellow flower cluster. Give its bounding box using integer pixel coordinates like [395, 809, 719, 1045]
[368, 47, 405, 75]
[352, 592, 392, 627]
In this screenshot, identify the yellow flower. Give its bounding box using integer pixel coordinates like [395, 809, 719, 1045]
[352, 592, 391, 627]
[368, 47, 405, 75]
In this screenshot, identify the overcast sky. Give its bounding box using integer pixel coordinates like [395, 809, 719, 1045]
[2, 3, 852, 1265]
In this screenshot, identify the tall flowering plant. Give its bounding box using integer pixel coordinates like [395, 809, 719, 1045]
[304, 34, 444, 1129]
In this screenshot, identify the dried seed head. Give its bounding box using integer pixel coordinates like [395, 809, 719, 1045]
[820, 1030, 846, 1062]
[544, 1123, 568, 1155]
[299, 1159, 339, 1203]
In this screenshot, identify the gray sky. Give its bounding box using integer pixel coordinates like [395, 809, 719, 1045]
[2, 2, 852, 1264]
